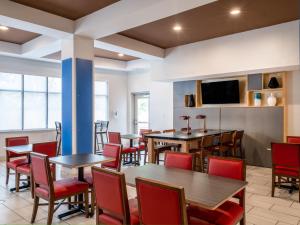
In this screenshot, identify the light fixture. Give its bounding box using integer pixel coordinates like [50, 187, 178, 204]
[230, 8, 241, 15]
[0, 25, 9, 31]
[118, 53, 124, 57]
[173, 24, 182, 32]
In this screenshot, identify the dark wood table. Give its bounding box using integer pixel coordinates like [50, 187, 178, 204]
[4, 144, 33, 192]
[49, 154, 114, 219]
[124, 164, 247, 210]
[145, 129, 231, 163]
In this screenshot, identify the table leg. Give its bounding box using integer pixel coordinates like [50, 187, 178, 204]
[147, 138, 155, 163]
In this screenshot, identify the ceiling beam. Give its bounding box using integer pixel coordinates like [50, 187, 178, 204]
[75, 0, 216, 39]
[0, 41, 21, 55]
[96, 34, 165, 60]
[0, 0, 74, 38]
[22, 35, 61, 58]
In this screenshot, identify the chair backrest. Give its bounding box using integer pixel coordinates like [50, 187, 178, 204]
[33, 141, 57, 158]
[139, 129, 152, 144]
[233, 130, 244, 144]
[200, 135, 215, 148]
[164, 151, 194, 170]
[101, 144, 122, 172]
[92, 167, 130, 224]
[101, 121, 109, 132]
[136, 177, 188, 225]
[55, 121, 61, 134]
[220, 132, 234, 145]
[208, 156, 245, 181]
[287, 136, 300, 144]
[30, 152, 54, 193]
[5, 136, 29, 158]
[163, 129, 176, 133]
[271, 143, 300, 169]
[108, 132, 122, 145]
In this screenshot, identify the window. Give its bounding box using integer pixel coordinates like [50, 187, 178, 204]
[0, 72, 61, 131]
[94, 81, 108, 121]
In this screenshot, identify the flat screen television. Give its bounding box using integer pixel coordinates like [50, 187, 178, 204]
[201, 80, 240, 104]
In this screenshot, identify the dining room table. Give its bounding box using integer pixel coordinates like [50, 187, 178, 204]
[145, 129, 232, 163]
[49, 153, 114, 219]
[121, 133, 140, 165]
[124, 164, 247, 210]
[4, 144, 33, 192]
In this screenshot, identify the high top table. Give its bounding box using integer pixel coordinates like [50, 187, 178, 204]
[124, 164, 247, 210]
[49, 154, 114, 219]
[145, 129, 231, 163]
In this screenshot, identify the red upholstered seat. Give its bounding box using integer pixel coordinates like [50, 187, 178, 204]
[7, 158, 28, 169]
[164, 151, 194, 170]
[188, 157, 245, 225]
[136, 177, 188, 225]
[188, 201, 244, 225]
[35, 178, 89, 199]
[123, 147, 137, 154]
[275, 165, 300, 177]
[92, 167, 140, 225]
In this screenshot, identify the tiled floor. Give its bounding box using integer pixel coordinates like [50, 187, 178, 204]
[0, 162, 299, 225]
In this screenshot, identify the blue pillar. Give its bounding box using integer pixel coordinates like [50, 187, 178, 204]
[61, 36, 94, 155]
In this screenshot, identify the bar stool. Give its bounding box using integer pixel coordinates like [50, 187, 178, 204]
[214, 132, 234, 156]
[94, 120, 109, 154]
[55, 121, 61, 156]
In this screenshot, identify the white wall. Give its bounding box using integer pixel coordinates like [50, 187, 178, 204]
[149, 20, 299, 81]
[287, 70, 300, 136]
[127, 70, 173, 132]
[95, 68, 128, 134]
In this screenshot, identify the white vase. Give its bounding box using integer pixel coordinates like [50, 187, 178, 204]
[267, 93, 277, 106]
[254, 98, 261, 107]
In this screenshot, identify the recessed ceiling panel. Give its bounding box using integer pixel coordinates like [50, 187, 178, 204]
[120, 0, 300, 49]
[11, 0, 119, 20]
[0, 27, 40, 44]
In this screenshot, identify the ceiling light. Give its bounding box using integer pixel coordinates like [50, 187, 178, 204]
[230, 8, 241, 15]
[118, 53, 124, 57]
[173, 24, 182, 32]
[0, 25, 9, 31]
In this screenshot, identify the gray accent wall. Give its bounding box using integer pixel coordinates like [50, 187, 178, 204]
[173, 81, 283, 167]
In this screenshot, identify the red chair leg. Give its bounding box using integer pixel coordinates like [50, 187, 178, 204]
[84, 191, 89, 218]
[15, 172, 20, 192]
[31, 196, 39, 223]
[6, 167, 10, 185]
[47, 200, 54, 225]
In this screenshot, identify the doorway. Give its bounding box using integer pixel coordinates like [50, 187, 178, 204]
[133, 93, 150, 134]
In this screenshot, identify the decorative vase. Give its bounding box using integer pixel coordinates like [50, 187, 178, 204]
[187, 94, 195, 107]
[254, 93, 262, 107]
[268, 77, 279, 89]
[267, 93, 277, 106]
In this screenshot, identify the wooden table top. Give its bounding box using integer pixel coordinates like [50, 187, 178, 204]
[124, 164, 247, 210]
[121, 134, 140, 140]
[49, 154, 114, 168]
[144, 129, 232, 141]
[4, 144, 33, 154]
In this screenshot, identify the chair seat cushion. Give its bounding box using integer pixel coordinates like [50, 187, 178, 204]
[275, 166, 300, 177]
[7, 158, 28, 169]
[188, 201, 244, 225]
[35, 178, 89, 199]
[17, 163, 55, 175]
[137, 144, 146, 151]
[123, 147, 137, 154]
[98, 198, 139, 225]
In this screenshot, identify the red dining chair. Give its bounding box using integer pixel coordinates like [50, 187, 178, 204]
[287, 136, 300, 144]
[164, 151, 194, 170]
[136, 129, 152, 164]
[15, 141, 57, 195]
[271, 143, 300, 202]
[30, 152, 89, 225]
[188, 156, 245, 225]
[136, 177, 189, 225]
[85, 143, 123, 216]
[108, 132, 138, 165]
[5, 136, 29, 186]
[92, 166, 139, 225]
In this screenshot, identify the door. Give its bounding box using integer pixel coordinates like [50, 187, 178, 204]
[134, 93, 150, 134]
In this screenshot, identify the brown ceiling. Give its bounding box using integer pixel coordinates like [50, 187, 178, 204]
[43, 49, 138, 62]
[10, 0, 119, 20]
[120, 0, 300, 49]
[0, 27, 40, 44]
